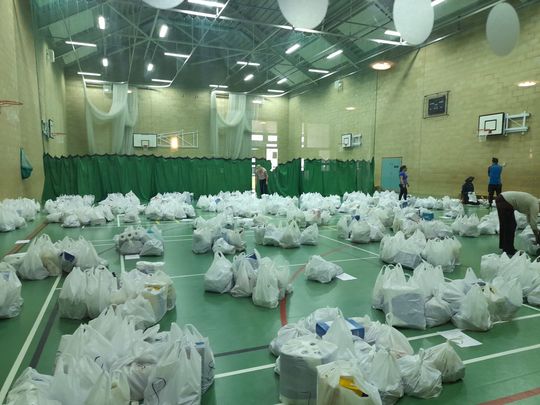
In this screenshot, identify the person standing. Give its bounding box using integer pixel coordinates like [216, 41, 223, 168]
[488, 157, 503, 207]
[496, 191, 540, 256]
[461, 176, 479, 205]
[255, 165, 268, 196]
[399, 165, 408, 200]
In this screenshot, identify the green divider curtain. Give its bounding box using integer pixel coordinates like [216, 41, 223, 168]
[268, 159, 302, 197]
[42, 154, 252, 202]
[302, 159, 374, 196]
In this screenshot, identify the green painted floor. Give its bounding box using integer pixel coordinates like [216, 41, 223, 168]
[1, 206, 540, 405]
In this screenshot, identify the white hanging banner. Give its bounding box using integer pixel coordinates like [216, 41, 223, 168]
[277, 0, 329, 29]
[486, 2, 520, 56]
[142, 0, 184, 9]
[393, 0, 434, 45]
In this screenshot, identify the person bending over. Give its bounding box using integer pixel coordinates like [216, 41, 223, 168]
[399, 165, 409, 200]
[461, 176, 479, 205]
[488, 157, 503, 207]
[255, 165, 268, 196]
[496, 191, 540, 256]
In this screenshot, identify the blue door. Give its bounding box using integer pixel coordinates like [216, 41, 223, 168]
[381, 157, 402, 191]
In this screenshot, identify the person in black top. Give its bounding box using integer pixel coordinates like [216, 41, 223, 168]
[461, 176, 479, 205]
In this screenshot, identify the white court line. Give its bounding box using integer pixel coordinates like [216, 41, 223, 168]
[319, 235, 379, 257]
[0, 276, 61, 403]
[214, 363, 275, 379]
[522, 303, 540, 312]
[120, 254, 125, 273]
[116, 214, 121, 227]
[170, 273, 206, 279]
[463, 343, 540, 365]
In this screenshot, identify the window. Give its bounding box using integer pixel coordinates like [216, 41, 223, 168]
[251, 134, 263, 141]
[268, 135, 278, 142]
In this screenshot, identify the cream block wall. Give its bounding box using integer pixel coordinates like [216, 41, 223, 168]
[0, 0, 45, 200]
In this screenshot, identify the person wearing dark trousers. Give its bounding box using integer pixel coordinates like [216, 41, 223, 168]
[488, 157, 503, 207]
[399, 165, 408, 200]
[496, 191, 540, 256]
[461, 176, 480, 205]
[255, 165, 268, 196]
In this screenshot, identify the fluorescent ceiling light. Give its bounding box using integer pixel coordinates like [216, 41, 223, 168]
[244, 74, 254, 81]
[159, 24, 169, 38]
[327, 49, 343, 59]
[98, 16, 106, 30]
[209, 84, 218, 88]
[178, 9, 217, 18]
[518, 81, 537, 87]
[101, 58, 109, 67]
[267, 89, 284, 93]
[346, 107, 356, 111]
[128, 90, 132, 94]
[209, 84, 228, 88]
[237, 61, 260, 66]
[148, 84, 170, 88]
[278, 25, 293, 30]
[384, 29, 400, 36]
[431, 0, 445, 6]
[77, 71, 101, 76]
[252, 99, 263, 104]
[285, 43, 301, 54]
[65, 40, 96, 47]
[83, 78, 106, 84]
[164, 52, 190, 58]
[152, 78, 173, 83]
[308, 68, 329, 74]
[370, 38, 407, 46]
[321, 71, 336, 79]
[295, 27, 319, 33]
[147, 63, 154, 72]
[277, 78, 288, 84]
[188, 0, 226, 7]
[170, 136, 178, 149]
[370, 61, 394, 70]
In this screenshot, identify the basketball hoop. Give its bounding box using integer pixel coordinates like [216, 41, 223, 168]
[478, 128, 492, 142]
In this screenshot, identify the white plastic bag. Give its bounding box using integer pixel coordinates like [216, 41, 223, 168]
[368, 349, 404, 405]
[184, 324, 215, 393]
[85, 266, 116, 319]
[252, 258, 280, 309]
[280, 221, 301, 249]
[230, 257, 256, 298]
[372, 265, 406, 310]
[300, 223, 319, 245]
[212, 238, 236, 255]
[397, 351, 442, 399]
[452, 285, 492, 331]
[423, 341, 465, 383]
[350, 220, 371, 244]
[384, 277, 426, 330]
[425, 293, 452, 328]
[204, 252, 233, 294]
[337, 216, 350, 239]
[85, 370, 130, 405]
[305, 255, 343, 284]
[59, 267, 88, 319]
[18, 241, 48, 280]
[269, 323, 314, 356]
[322, 316, 355, 356]
[144, 341, 202, 405]
[0, 270, 24, 318]
[192, 228, 213, 254]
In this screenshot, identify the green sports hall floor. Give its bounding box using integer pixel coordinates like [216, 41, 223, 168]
[1, 205, 540, 405]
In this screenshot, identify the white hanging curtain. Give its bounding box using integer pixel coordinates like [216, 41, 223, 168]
[210, 91, 254, 159]
[85, 83, 139, 154]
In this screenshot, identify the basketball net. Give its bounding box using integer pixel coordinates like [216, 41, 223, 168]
[478, 128, 492, 142]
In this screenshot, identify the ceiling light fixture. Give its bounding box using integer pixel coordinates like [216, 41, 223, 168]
[159, 24, 169, 38]
[285, 43, 301, 54]
[83, 78, 106, 84]
[152, 78, 173, 83]
[188, 0, 226, 7]
[147, 63, 154, 72]
[252, 99, 263, 104]
[148, 84, 170, 88]
[370, 61, 394, 70]
[267, 89, 284, 93]
[164, 52, 190, 58]
[77, 71, 101, 76]
[278, 25, 294, 30]
[277, 78, 288, 84]
[170, 136, 179, 149]
[518, 81, 537, 87]
[431, 0, 445, 6]
[65, 40, 96, 47]
[384, 29, 400, 36]
[101, 58, 109, 67]
[209, 84, 228, 88]
[308, 68, 329, 74]
[237, 61, 260, 66]
[370, 38, 407, 46]
[244, 74, 254, 81]
[346, 107, 356, 111]
[327, 49, 343, 59]
[295, 27, 319, 34]
[178, 9, 217, 18]
[98, 16, 106, 30]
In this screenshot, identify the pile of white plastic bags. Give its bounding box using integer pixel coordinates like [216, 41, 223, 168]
[145, 192, 195, 220]
[269, 307, 465, 404]
[299, 193, 340, 214]
[0, 198, 40, 232]
[254, 221, 319, 249]
[204, 250, 293, 309]
[5, 309, 214, 404]
[0, 262, 23, 318]
[192, 214, 247, 254]
[337, 216, 386, 243]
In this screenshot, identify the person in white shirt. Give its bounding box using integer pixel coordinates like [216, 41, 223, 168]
[255, 165, 268, 196]
[496, 191, 540, 255]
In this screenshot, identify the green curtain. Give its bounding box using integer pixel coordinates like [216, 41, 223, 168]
[42, 154, 252, 202]
[268, 159, 302, 197]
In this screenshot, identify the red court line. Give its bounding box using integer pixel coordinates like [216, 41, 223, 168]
[479, 387, 540, 405]
[280, 245, 351, 326]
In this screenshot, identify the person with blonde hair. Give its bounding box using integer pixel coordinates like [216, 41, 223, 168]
[255, 165, 268, 196]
